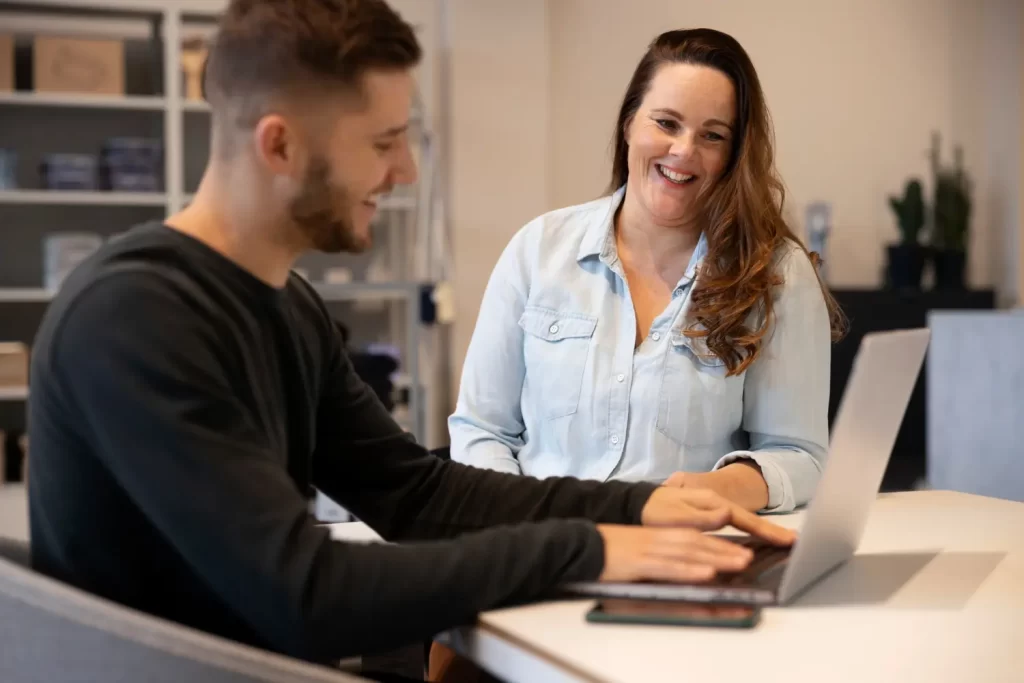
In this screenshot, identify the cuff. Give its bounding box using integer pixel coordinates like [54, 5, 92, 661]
[712, 450, 790, 512]
[451, 446, 522, 475]
[466, 456, 522, 475]
[625, 482, 659, 525]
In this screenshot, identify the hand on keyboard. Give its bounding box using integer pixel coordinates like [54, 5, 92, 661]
[596, 525, 755, 583]
[640, 487, 797, 546]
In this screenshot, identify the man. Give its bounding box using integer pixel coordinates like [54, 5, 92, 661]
[27, 0, 794, 679]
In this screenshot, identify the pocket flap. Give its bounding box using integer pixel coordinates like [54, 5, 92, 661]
[519, 307, 597, 341]
[670, 330, 725, 367]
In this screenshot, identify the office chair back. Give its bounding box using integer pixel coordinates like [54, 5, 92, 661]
[0, 537, 370, 683]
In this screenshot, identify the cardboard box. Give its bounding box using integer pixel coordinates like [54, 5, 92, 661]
[0, 35, 13, 92]
[34, 36, 124, 95]
[0, 343, 29, 388]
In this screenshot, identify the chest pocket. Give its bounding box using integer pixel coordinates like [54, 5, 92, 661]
[657, 331, 744, 447]
[519, 307, 597, 420]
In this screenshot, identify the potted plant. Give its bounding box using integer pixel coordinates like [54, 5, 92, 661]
[886, 178, 927, 289]
[930, 132, 971, 289]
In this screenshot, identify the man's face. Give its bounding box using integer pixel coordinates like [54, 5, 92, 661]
[288, 69, 418, 253]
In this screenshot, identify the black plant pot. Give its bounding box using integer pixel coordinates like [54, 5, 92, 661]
[886, 244, 927, 290]
[932, 248, 967, 289]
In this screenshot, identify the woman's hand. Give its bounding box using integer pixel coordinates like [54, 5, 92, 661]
[640, 486, 795, 545]
[664, 461, 770, 512]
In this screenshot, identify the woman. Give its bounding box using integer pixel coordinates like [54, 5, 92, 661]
[447, 28, 845, 516]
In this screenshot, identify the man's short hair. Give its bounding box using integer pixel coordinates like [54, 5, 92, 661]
[205, 0, 422, 128]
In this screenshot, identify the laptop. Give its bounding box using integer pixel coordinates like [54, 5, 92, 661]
[564, 328, 931, 606]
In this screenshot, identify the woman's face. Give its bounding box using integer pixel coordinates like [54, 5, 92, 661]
[624, 62, 736, 227]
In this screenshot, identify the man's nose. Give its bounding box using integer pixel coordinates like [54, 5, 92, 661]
[393, 141, 418, 186]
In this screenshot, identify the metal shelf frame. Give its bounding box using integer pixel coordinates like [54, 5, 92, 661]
[0, 0, 446, 450]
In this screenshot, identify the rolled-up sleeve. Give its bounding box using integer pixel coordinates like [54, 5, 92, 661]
[448, 228, 533, 474]
[713, 246, 832, 512]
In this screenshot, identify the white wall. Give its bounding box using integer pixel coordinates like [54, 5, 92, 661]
[976, 0, 1023, 307]
[547, 0, 1021, 295]
[447, 0, 550, 387]
[445, 0, 1024, 403]
[1019, 2, 1024, 307]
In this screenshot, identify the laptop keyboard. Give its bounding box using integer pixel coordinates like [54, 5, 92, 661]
[713, 536, 791, 586]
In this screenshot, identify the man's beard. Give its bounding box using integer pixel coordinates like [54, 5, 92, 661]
[288, 155, 366, 254]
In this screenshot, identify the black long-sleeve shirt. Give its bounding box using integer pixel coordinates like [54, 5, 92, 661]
[27, 222, 657, 663]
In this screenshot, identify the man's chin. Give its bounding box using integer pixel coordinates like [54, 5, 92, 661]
[310, 224, 371, 254]
[346, 237, 371, 254]
[346, 226, 372, 252]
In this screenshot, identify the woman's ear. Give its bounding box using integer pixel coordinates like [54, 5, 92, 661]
[622, 115, 634, 146]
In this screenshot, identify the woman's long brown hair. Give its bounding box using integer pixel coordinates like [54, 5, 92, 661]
[610, 29, 845, 375]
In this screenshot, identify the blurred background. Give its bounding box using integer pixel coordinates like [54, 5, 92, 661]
[0, 0, 1022, 522]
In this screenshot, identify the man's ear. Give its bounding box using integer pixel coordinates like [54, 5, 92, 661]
[253, 114, 305, 178]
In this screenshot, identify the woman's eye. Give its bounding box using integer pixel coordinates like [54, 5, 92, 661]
[655, 119, 678, 133]
[704, 131, 726, 142]
[374, 142, 395, 153]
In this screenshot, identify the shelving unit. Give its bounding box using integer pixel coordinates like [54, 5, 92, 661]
[0, 0, 450, 461]
[0, 281, 429, 304]
[0, 189, 168, 206]
[0, 288, 53, 302]
[0, 387, 29, 401]
[0, 91, 167, 110]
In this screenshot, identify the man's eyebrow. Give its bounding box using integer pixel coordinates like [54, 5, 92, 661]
[375, 123, 409, 138]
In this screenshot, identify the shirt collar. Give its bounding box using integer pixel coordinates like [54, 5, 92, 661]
[576, 186, 626, 263]
[577, 185, 709, 286]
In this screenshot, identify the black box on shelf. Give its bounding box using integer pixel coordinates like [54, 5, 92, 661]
[40, 153, 99, 191]
[0, 149, 17, 190]
[100, 137, 163, 192]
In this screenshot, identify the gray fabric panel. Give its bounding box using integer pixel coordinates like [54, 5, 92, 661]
[0, 545, 370, 683]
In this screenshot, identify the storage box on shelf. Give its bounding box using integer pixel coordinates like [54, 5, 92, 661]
[0, 34, 12, 92]
[0, 342, 29, 397]
[0, 2, 449, 511]
[33, 35, 125, 96]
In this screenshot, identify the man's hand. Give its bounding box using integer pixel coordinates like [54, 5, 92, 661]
[640, 486, 796, 546]
[664, 462, 770, 512]
[597, 525, 753, 582]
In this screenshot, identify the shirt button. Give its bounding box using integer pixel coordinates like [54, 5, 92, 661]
[549, 323, 559, 334]
[610, 435, 619, 445]
[617, 373, 625, 382]
[651, 332, 661, 341]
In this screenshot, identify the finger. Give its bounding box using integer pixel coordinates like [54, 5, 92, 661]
[688, 531, 755, 558]
[648, 531, 754, 570]
[663, 472, 687, 488]
[728, 507, 797, 545]
[640, 558, 717, 584]
[652, 545, 752, 572]
[676, 504, 731, 531]
[654, 528, 751, 556]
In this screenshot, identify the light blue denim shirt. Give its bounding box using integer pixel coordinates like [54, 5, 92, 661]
[449, 187, 831, 512]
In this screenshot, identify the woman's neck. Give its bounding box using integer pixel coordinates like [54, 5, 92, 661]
[615, 193, 702, 285]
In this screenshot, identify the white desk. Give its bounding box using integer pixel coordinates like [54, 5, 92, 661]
[439, 491, 1024, 683]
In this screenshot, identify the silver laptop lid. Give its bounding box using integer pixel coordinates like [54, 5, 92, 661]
[777, 328, 930, 603]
